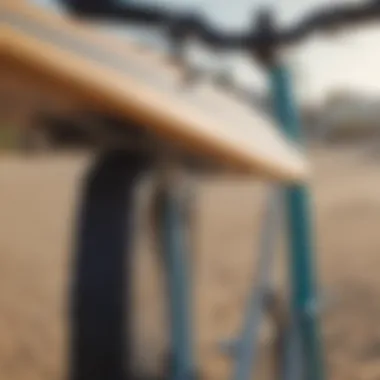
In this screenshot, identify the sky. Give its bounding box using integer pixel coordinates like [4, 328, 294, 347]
[31, 0, 380, 106]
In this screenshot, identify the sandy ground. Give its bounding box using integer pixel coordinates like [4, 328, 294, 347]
[1, 145, 380, 380]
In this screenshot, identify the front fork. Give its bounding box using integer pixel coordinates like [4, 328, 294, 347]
[270, 64, 325, 380]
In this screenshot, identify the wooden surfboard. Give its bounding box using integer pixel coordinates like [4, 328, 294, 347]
[1, 0, 308, 182]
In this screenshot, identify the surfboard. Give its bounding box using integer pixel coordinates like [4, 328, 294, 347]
[1, 0, 308, 182]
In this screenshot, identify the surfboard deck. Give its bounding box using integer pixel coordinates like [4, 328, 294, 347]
[1, 1, 308, 182]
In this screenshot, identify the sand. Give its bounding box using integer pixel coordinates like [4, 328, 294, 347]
[0, 145, 380, 379]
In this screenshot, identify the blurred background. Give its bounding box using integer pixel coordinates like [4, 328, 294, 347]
[2, 0, 380, 379]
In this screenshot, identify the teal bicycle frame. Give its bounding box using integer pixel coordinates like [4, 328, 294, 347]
[158, 63, 325, 380]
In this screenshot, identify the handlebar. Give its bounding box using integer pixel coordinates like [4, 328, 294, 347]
[62, 0, 380, 63]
